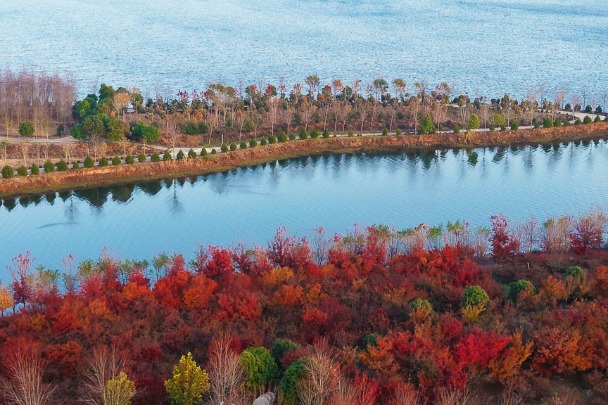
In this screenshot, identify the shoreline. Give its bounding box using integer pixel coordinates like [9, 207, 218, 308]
[1, 122, 607, 199]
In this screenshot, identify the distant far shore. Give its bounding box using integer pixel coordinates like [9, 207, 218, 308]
[1, 122, 607, 199]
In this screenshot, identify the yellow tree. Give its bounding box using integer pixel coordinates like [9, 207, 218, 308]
[0, 286, 14, 315]
[164, 352, 210, 405]
[104, 371, 136, 405]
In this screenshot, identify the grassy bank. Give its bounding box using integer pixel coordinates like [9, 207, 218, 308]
[1, 122, 607, 199]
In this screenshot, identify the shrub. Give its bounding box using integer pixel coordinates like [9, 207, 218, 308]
[575, 118, 582, 125]
[125, 155, 135, 164]
[309, 129, 319, 139]
[249, 138, 257, 148]
[229, 142, 237, 151]
[210, 149, 217, 154]
[220, 144, 228, 153]
[595, 106, 603, 114]
[288, 132, 296, 141]
[268, 135, 276, 144]
[489, 124, 496, 132]
[510, 120, 519, 131]
[56, 159, 68, 171]
[188, 149, 197, 158]
[71, 161, 79, 169]
[299, 128, 307, 140]
[419, 114, 435, 134]
[99, 157, 109, 167]
[396, 128, 402, 135]
[381, 128, 388, 136]
[543, 117, 553, 128]
[30, 164, 39, 175]
[583, 115, 593, 124]
[468, 113, 480, 130]
[507, 280, 535, 302]
[200, 148, 207, 157]
[2, 165, 14, 178]
[111, 156, 121, 166]
[532, 118, 539, 128]
[453, 123, 461, 134]
[84, 156, 94, 168]
[585, 105, 593, 113]
[43, 160, 54, 172]
[594, 115, 602, 123]
[260, 138, 267, 146]
[239, 141, 247, 149]
[151, 153, 160, 162]
[564, 120, 571, 126]
[500, 124, 506, 131]
[176, 150, 185, 159]
[347, 130, 353, 137]
[553, 117, 561, 127]
[163, 151, 172, 161]
[138, 153, 146, 163]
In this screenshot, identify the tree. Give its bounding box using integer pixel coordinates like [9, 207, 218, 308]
[104, 372, 136, 405]
[207, 336, 245, 405]
[2, 164, 14, 178]
[419, 114, 434, 134]
[240, 347, 279, 396]
[468, 114, 480, 130]
[1, 342, 54, 405]
[18, 121, 35, 137]
[165, 352, 210, 405]
[81, 346, 125, 405]
[0, 286, 14, 315]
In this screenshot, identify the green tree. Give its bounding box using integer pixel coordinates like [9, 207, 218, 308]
[543, 117, 553, 128]
[271, 339, 299, 367]
[462, 285, 489, 308]
[267, 135, 276, 144]
[583, 115, 593, 124]
[309, 129, 319, 139]
[56, 160, 68, 171]
[106, 117, 127, 142]
[43, 160, 54, 173]
[468, 114, 480, 130]
[507, 280, 535, 302]
[164, 352, 210, 405]
[187, 149, 197, 158]
[299, 128, 307, 140]
[240, 347, 279, 395]
[30, 163, 39, 175]
[99, 156, 109, 167]
[260, 138, 267, 146]
[72, 161, 80, 169]
[199, 148, 207, 157]
[220, 144, 228, 153]
[138, 154, 146, 163]
[18, 121, 35, 137]
[278, 131, 288, 142]
[279, 359, 306, 405]
[111, 156, 121, 166]
[249, 138, 257, 148]
[84, 156, 94, 168]
[105, 371, 136, 405]
[176, 150, 185, 160]
[239, 141, 247, 149]
[322, 129, 330, 138]
[163, 151, 172, 161]
[151, 153, 160, 162]
[2, 165, 14, 178]
[17, 165, 27, 176]
[419, 114, 435, 134]
[125, 155, 135, 164]
[82, 115, 105, 139]
[229, 142, 237, 151]
[510, 120, 519, 130]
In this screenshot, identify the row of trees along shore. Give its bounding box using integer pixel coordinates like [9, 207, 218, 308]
[1, 210, 608, 404]
[2, 70, 608, 148]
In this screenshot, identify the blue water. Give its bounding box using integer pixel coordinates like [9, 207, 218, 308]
[0, 0, 606, 100]
[2, 141, 608, 273]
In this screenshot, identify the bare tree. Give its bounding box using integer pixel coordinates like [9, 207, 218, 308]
[1, 343, 54, 405]
[81, 346, 125, 405]
[297, 340, 338, 405]
[207, 335, 246, 405]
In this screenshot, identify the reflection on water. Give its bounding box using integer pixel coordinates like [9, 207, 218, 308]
[2, 140, 608, 270]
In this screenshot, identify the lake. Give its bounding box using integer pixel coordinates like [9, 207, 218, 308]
[0, 0, 607, 100]
[2, 140, 608, 272]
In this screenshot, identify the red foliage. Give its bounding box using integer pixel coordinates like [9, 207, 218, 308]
[490, 214, 520, 258]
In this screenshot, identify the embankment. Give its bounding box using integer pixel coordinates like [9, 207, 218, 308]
[2, 122, 607, 198]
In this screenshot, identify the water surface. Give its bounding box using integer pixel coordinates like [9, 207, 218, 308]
[2, 140, 607, 273]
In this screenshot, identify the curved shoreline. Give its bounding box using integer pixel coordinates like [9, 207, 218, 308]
[1, 123, 607, 199]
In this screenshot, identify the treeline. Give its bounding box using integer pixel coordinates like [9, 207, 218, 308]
[1, 211, 608, 404]
[0, 69, 76, 137]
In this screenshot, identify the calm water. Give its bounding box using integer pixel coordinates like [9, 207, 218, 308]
[0, 0, 607, 99]
[2, 140, 608, 272]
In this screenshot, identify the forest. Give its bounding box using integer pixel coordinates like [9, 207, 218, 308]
[1, 210, 608, 404]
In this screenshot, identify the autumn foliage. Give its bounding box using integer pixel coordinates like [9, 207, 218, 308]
[0, 217, 608, 404]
